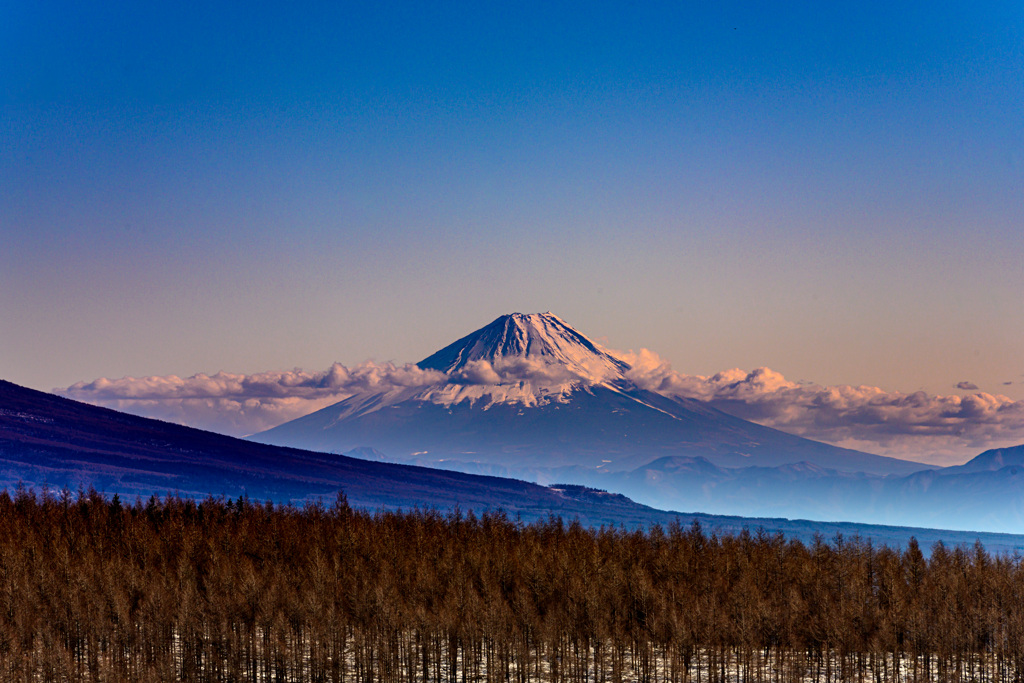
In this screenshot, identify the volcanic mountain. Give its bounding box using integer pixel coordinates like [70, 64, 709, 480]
[254, 313, 927, 479]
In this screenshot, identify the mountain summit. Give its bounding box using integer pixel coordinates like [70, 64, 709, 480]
[253, 313, 928, 481]
[418, 312, 630, 383]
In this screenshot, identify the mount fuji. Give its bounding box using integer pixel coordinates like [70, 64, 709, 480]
[253, 313, 927, 482]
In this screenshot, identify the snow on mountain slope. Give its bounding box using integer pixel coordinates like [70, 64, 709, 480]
[419, 312, 631, 381]
[320, 313, 635, 421]
[254, 313, 929, 478]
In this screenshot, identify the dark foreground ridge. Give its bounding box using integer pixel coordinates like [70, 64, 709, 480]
[2, 379, 1024, 553]
[0, 379, 649, 528]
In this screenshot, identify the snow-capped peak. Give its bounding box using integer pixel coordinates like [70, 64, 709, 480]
[418, 313, 631, 384]
[321, 313, 633, 423]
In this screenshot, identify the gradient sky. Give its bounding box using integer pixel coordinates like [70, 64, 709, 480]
[3, 1, 1023, 409]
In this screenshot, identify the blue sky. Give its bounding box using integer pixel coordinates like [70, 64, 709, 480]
[2, 0, 1023, 425]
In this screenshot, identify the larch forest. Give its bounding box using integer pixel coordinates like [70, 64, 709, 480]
[1, 488, 1024, 682]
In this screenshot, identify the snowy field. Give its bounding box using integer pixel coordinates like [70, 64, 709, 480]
[17, 631, 1020, 683]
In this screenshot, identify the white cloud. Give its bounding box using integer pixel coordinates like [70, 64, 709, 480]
[616, 348, 1024, 465]
[450, 357, 581, 386]
[451, 360, 503, 385]
[61, 362, 446, 436]
[61, 351, 1024, 465]
[61, 356, 588, 436]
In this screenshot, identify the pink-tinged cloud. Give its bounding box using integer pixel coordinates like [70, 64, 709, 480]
[617, 349, 1024, 466]
[61, 353, 1024, 465]
[450, 358, 581, 386]
[60, 357, 591, 435]
[61, 362, 446, 436]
